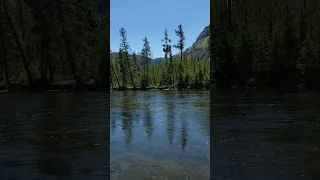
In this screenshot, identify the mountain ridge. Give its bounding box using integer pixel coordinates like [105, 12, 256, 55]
[111, 25, 210, 64]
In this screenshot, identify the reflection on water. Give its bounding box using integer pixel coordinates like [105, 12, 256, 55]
[110, 91, 210, 180]
[0, 92, 109, 179]
[211, 90, 320, 180]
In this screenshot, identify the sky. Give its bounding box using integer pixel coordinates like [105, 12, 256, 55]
[111, 0, 210, 58]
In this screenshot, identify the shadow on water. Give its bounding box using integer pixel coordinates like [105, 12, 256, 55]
[110, 91, 210, 180]
[36, 94, 73, 177]
[211, 89, 320, 180]
[0, 92, 109, 179]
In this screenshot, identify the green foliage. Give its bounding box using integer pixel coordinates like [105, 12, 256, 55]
[111, 26, 209, 89]
[211, 0, 320, 89]
[0, 0, 108, 90]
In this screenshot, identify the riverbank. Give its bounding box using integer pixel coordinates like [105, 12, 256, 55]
[1, 81, 319, 93]
[110, 86, 209, 91]
[211, 84, 320, 95]
[0, 80, 104, 93]
[0, 82, 210, 93]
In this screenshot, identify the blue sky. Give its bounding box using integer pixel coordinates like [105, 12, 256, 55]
[110, 0, 210, 58]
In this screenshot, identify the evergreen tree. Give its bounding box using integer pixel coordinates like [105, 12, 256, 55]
[119, 27, 136, 88]
[140, 37, 152, 88]
[161, 28, 171, 84]
[118, 48, 127, 88]
[132, 51, 140, 86]
[173, 24, 185, 63]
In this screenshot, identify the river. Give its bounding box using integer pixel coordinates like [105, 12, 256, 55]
[211, 90, 320, 180]
[1, 91, 319, 180]
[110, 91, 210, 179]
[0, 92, 109, 179]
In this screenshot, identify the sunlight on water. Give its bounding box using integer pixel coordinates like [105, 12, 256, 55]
[110, 91, 210, 180]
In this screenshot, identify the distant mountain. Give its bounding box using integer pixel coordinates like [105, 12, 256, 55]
[153, 57, 165, 64]
[111, 25, 209, 64]
[184, 25, 210, 60]
[111, 52, 165, 65]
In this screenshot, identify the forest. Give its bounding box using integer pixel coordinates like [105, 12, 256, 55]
[0, 0, 109, 92]
[211, 0, 320, 90]
[110, 25, 210, 90]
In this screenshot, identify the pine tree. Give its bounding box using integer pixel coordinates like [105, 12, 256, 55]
[118, 48, 127, 88]
[132, 51, 140, 86]
[173, 24, 185, 63]
[161, 28, 171, 84]
[119, 27, 136, 88]
[140, 37, 152, 88]
[168, 45, 174, 87]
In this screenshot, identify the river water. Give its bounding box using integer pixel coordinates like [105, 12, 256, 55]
[0, 92, 109, 179]
[1, 90, 319, 180]
[110, 91, 210, 179]
[211, 90, 320, 180]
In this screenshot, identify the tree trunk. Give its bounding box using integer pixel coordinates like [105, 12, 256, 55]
[40, 36, 46, 83]
[244, 0, 248, 28]
[98, 43, 109, 90]
[170, 54, 174, 87]
[111, 59, 120, 88]
[57, 0, 83, 90]
[125, 53, 136, 89]
[47, 56, 54, 83]
[0, 17, 11, 92]
[226, 0, 232, 31]
[146, 58, 149, 87]
[3, 0, 33, 85]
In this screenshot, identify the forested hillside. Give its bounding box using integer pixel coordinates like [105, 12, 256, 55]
[110, 25, 210, 90]
[0, 0, 108, 92]
[112, 25, 210, 65]
[211, 0, 320, 90]
[184, 25, 210, 60]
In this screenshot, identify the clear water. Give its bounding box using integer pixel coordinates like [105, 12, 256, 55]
[2, 90, 319, 180]
[110, 91, 210, 180]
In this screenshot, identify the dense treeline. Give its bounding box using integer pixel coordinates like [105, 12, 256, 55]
[0, 0, 109, 92]
[111, 25, 210, 90]
[211, 0, 320, 90]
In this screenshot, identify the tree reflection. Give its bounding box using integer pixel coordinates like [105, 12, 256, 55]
[164, 92, 177, 145]
[166, 101, 175, 145]
[180, 120, 188, 150]
[111, 117, 116, 133]
[143, 98, 154, 140]
[120, 91, 133, 151]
